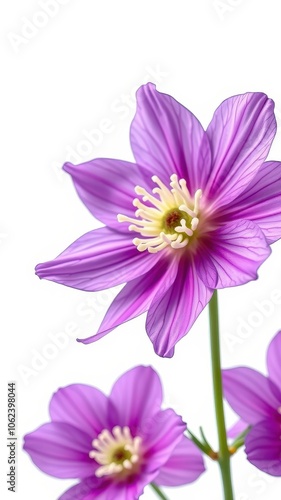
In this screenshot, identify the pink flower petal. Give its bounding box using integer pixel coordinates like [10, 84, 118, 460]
[197, 219, 271, 288]
[245, 419, 281, 476]
[63, 159, 148, 232]
[223, 367, 280, 424]
[58, 476, 148, 500]
[109, 366, 163, 430]
[130, 83, 212, 191]
[154, 436, 205, 486]
[49, 385, 109, 437]
[36, 227, 161, 291]
[79, 253, 178, 345]
[206, 92, 276, 209]
[224, 161, 281, 244]
[142, 409, 186, 473]
[267, 330, 281, 392]
[146, 260, 212, 357]
[23, 422, 94, 478]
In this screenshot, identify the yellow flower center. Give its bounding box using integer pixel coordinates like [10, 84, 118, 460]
[117, 174, 202, 253]
[89, 426, 142, 478]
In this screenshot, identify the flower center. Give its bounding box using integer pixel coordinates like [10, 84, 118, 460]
[117, 174, 202, 253]
[89, 426, 142, 478]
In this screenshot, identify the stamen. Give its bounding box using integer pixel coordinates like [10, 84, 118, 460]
[135, 186, 163, 210]
[117, 174, 203, 253]
[175, 219, 193, 237]
[89, 426, 143, 479]
[191, 217, 199, 231]
[179, 204, 196, 218]
[194, 189, 202, 215]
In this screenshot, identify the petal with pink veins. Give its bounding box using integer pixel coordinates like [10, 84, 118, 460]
[154, 435, 205, 486]
[35, 227, 161, 291]
[130, 83, 212, 191]
[197, 219, 270, 289]
[206, 93, 276, 209]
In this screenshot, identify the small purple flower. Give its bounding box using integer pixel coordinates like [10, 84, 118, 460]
[36, 84, 281, 357]
[223, 331, 281, 476]
[23, 366, 205, 499]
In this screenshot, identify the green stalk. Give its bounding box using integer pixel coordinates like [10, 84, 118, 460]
[209, 290, 234, 500]
[150, 483, 169, 499]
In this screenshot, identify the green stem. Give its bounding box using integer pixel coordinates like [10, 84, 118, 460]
[209, 290, 234, 500]
[150, 482, 169, 500]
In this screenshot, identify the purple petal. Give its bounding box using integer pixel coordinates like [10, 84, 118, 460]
[267, 331, 281, 392]
[146, 260, 213, 357]
[154, 436, 205, 486]
[227, 419, 249, 439]
[197, 219, 271, 289]
[58, 476, 102, 500]
[49, 384, 109, 437]
[79, 254, 178, 345]
[59, 474, 154, 500]
[59, 477, 142, 500]
[36, 227, 161, 291]
[206, 93, 276, 209]
[224, 161, 281, 244]
[245, 419, 281, 476]
[108, 366, 163, 431]
[223, 368, 281, 424]
[63, 159, 148, 232]
[142, 409, 186, 473]
[23, 423, 94, 478]
[130, 83, 212, 191]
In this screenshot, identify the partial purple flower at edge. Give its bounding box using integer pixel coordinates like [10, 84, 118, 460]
[36, 84, 281, 357]
[23, 366, 205, 499]
[223, 331, 281, 476]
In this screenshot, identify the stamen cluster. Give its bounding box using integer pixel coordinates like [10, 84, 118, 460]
[89, 426, 142, 478]
[118, 174, 202, 253]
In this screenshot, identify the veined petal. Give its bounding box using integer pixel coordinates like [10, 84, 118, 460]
[224, 161, 281, 244]
[49, 385, 109, 437]
[223, 368, 281, 424]
[58, 476, 148, 500]
[142, 409, 186, 473]
[63, 159, 148, 232]
[35, 227, 160, 291]
[108, 366, 163, 431]
[23, 423, 94, 478]
[130, 83, 212, 191]
[245, 419, 281, 476]
[78, 253, 178, 345]
[154, 436, 205, 486]
[197, 219, 271, 289]
[59, 472, 155, 500]
[206, 92, 276, 208]
[146, 260, 213, 357]
[58, 476, 102, 500]
[267, 331, 281, 392]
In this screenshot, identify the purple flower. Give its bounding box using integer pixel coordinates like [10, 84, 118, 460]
[23, 366, 205, 499]
[36, 84, 281, 357]
[223, 331, 281, 476]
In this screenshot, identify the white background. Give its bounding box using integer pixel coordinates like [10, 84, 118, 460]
[1, 0, 281, 498]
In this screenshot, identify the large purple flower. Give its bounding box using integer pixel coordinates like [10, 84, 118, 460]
[36, 84, 281, 357]
[23, 366, 205, 499]
[223, 331, 281, 476]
